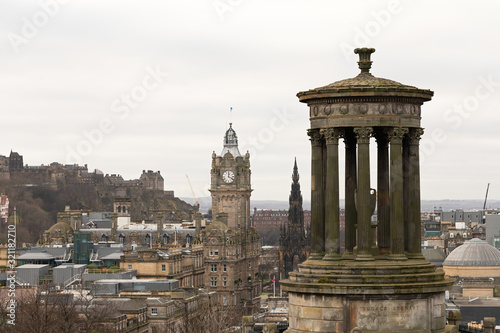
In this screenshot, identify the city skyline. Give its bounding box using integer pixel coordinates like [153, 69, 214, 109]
[1, 1, 499, 201]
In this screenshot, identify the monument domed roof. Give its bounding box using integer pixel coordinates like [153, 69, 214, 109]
[316, 72, 413, 90]
[443, 238, 500, 266]
[297, 48, 433, 102]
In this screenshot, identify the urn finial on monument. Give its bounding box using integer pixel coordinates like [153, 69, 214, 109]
[354, 47, 375, 73]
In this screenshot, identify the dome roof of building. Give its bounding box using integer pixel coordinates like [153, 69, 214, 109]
[443, 238, 500, 266]
[47, 221, 74, 235]
[297, 48, 433, 102]
[221, 123, 241, 157]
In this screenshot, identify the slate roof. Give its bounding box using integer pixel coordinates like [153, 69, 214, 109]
[100, 252, 123, 260]
[17, 252, 55, 260]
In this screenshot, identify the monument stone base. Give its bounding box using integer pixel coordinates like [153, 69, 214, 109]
[281, 258, 453, 333]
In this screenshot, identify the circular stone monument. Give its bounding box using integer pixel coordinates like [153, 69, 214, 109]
[281, 48, 453, 333]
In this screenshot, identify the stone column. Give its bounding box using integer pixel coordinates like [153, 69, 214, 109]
[403, 136, 410, 252]
[353, 127, 374, 260]
[308, 128, 325, 260]
[344, 129, 357, 256]
[376, 131, 390, 254]
[321, 128, 342, 261]
[407, 128, 424, 258]
[388, 127, 408, 260]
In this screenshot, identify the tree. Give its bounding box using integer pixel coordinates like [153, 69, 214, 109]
[0, 285, 117, 333]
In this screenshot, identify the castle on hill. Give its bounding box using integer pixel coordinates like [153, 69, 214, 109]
[0, 151, 169, 195]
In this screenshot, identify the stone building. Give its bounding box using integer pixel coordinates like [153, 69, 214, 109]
[40, 199, 198, 250]
[441, 209, 483, 226]
[9, 150, 23, 170]
[279, 159, 309, 279]
[202, 123, 262, 315]
[0, 156, 9, 180]
[281, 48, 453, 332]
[485, 214, 500, 248]
[120, 245, 205, 288]
[252, 209, 311, 243]
[0, 151, 172, 198]
[139, 170, 164, 191]
[41, 206, 88, 245]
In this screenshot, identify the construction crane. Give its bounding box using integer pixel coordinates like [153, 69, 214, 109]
[483, 183, 491, 210]
[185, 174, 199, 210]
[482, 182, 490, 223]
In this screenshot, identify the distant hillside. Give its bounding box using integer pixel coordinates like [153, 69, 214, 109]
[182, 197, 500, 214]
[0, 181, 195, 245]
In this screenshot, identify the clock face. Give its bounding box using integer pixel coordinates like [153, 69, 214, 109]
[222, 170, 235, 183]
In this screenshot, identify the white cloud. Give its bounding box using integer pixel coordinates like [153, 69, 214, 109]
[1, 0, 500, 201]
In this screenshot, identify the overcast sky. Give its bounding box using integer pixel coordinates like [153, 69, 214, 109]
[1, 1, 499, 202]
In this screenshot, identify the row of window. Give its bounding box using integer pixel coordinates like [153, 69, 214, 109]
[128, 264, 167, 272]
[117, 233, 193, 245]
[210, 276, 228, 287]
[210, 264, 227, 272]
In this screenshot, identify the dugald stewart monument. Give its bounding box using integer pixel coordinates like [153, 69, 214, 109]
[281, 48, 453, 332]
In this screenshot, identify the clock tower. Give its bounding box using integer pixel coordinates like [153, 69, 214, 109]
[203, 123, 261, 317]
[210, 123, 252, 230]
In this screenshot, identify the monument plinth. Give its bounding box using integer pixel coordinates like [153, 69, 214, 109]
[281, 48, 453, 333]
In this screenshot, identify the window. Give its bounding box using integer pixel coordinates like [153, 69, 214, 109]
[249, 261, 252, 268]
[223, 295, 227, 306]
[210, 264, 217, 272]
[162, 264, 166, 272]
[128, 265, 132, 270]
[214, 249, 219, 256]
[210, 277, 217, 287]
[223, 277, 227, 287]
[223, 264, 227, 272]
[151, 308, 158, 316]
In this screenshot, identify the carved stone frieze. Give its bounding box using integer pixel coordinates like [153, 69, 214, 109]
[309, 102, 421, 118]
